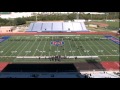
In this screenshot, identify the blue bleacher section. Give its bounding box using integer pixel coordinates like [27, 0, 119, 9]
[26, 22, 89, 32]
[104, 35, 120, 45]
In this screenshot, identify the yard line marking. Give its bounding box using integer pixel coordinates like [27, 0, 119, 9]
[10, 36, 26, 56]
[84, 39, 98, 56]
[17, 37, 33, 56]
[49, 36, 53, 56]
[72, 37, 82, 56]
[100, 40, 119, 55]
[56, 36, 59, 55]
[0, 38, 16, 55]
[98, 55, 119, 56]
[33, 36, 43, 56]
[0, 55, 119, 58]
[34, 35, 80, 36]
[88, 37, 105, 55]
[78, 37, 89, 56]
[88, 39, 104, 55]
[77, 45, 118, 46]
[0, 37, 14, 49]
[62, 38, 66, 56]
[25, 37, 38, 56]
[103, 39, 119, 50]
[2, 37, 24, 56]
[41, 37, 47, 56]
[95, 40, 113, 55]
[68, 37, 74, 56]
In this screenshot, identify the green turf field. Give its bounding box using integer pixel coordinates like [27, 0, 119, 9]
[0, 35, 119, 63]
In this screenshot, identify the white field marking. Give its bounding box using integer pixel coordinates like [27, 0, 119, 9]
[35, 37, 39, 39]
[55, 37, 58, 55]
[38, 51, 46, 52]
[63, 45, 67, 56]
[72, 37, 82, 56]
[95, 40, 113, 55]
[84, 50, 90, 53]
[77, 45, 118, 46]
[10, 36, 26, 56]
[85, 38, 100, 56]
[49, 36, 53, 56]
[16, 37, 19, 39]
[13, 59, 41, 62]
[85, 37, 89, 39]
[112, 50, 117, 52]
[0, 51, 3, 53]
[68, 37, 74, 56]
[34, 35, 80, 36]
[26, 37, 30, 39]
[100, 40, 119, 55]
[102, 39, 119, 52]
[17, 37, 33, 56]
[69, 51, 76, 52]
[40, 37, 47, 56]
[65, 37, 69, 38]
[88, 38, 104, 55]
[1, 37, 14, 51]
[25, 51, 31, 53]
[33, 36, 44, 56]
[98, 55, 119, 56]
[98, 50, 104, 53]
[78, 38, 89, 56]
[2, 37, 23, 56]
[0, 38, 12, 49]
[56, 36, 59, 55]
[11, 51, 17, 53]
[0, 38, 16, 54]
[25, 37, 38, 56]
[16, 56, 99, 59]
[75, 37, 79, 38]
[61, 37, 66, 56]
[0, 55, 119, 58]
[0, 56, 16, 57]
[45, 37, 49, 38]
[55, 51, 60, 52]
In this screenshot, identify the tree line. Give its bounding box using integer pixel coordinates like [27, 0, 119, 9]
[0, 12, 119, 26]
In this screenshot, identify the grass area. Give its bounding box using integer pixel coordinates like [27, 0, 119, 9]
[104, 21, 119, 30]
[0, 35, 119, 63]
[106, 21, 118, 27]
[88, 21, 119, 30]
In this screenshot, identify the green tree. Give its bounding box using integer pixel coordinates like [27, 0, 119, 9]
[14, 18, 26, 25]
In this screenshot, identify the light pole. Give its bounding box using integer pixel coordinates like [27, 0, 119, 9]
[91, 14, 92, 21]
[36, 13, 38, 22]
[105, 12, 109, 23]
[114, 12, 116, 19]
[76, 12, 79, 19]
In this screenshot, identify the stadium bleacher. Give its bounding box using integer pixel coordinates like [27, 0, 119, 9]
[26, 22, 89, 32]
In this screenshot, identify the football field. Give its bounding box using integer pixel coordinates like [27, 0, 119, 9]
[0, 35, 119, 62]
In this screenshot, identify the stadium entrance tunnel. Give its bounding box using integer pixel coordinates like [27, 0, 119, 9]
[1, 63, 78, 72]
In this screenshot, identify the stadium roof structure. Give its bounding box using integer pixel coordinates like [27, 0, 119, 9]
[26, 21, 89, 32]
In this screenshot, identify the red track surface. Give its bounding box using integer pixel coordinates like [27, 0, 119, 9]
[0, 62, 9, 72]
[101, 61, 120, 70]
[0, 31, 116, 36]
